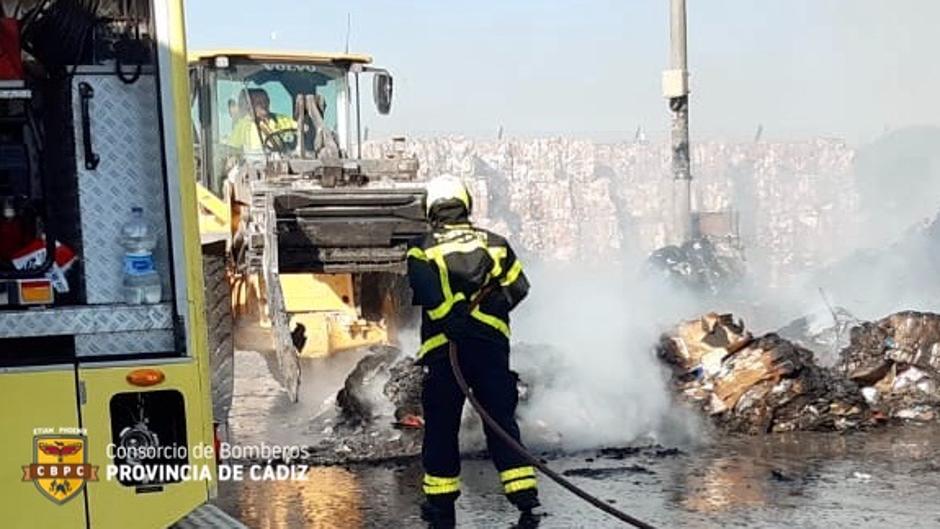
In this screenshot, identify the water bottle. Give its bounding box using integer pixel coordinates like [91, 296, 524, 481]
[120, 207, 162, 304]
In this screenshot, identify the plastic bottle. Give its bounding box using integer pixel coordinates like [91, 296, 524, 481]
[119, 207, 161, 304]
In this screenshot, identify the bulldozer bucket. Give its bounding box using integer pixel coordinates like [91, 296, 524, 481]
[247, 183, 427, 400]
[272, 186, 427, 274]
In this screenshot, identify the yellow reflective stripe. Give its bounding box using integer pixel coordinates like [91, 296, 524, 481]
[437, 257, 454, 317]
[409, 243, 460, 321]
[424, 474, 461, 486]
[423, 474, 461, 495]
[504, 478, 538, 494]
[427, 291, 465, 320]
[424, 483, 460, 494]
[488, 246, 507, 278]
[426, 240, 469, 321]
[471, 307, 510, 338]
[424, 238, 487, 260]
[421, 235, 503, 322]
[500, 466, 536, 482]
[501, 467, 537, 494]
[407, 247, 428, 261]
[418, 334, 449, 359]
[501, 259, 523, 286]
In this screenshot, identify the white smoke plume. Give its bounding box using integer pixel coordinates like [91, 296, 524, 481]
[483, 127, 940, 452]
[506, 262, 704, 451]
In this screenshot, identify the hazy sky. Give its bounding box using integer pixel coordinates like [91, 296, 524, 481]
[185, 1, 940, 143]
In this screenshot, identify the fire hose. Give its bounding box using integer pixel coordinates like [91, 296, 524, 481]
[446, 290, 660, 529]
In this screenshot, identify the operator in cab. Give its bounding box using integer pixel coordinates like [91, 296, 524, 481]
[227, 88, 296, 151]
[406, 175, 541, 529]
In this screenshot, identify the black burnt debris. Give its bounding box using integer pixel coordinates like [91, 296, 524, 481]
[311, 308, 940, 467]
[336, 345, 424, 427]
[836, 311, 940, 422]
[304, 346, 425, 465]
[646, 237, 746, 296]
[561, 465, 655, 479]
[320, 311, 940, 465]
[384, 356, 425, 423]
[335, 346, 400, 426]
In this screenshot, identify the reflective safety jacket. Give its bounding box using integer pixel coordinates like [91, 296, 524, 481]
[407, 223, 529, 363]
[227, 114, 297, 151]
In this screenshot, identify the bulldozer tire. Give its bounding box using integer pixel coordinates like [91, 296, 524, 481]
[203, 243, 235, 424]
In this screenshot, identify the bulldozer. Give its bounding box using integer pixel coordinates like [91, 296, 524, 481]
[189, 50, 427, 411]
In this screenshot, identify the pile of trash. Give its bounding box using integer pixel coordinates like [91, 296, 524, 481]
[298, 346, 425, 465]
[315, 310, 940, 460]
[658, 313, 870, 434]
[336, 345, 424, 427]
[327, 342, 553, 459]
[836, 311, 940, 422]
[647, 238, 745, 296]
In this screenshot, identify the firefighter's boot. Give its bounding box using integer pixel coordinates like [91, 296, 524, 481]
[420, 500, 456, 529]
[514, 509, 544, 529]
[510, 490, 542, 529]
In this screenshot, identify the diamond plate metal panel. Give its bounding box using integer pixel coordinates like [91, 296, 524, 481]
[75, 330, 175, 356]
[72, 73, 171, 304]
[0, 303, 173, 338]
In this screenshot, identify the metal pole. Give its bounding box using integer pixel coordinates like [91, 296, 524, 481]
[670, 0, 688, 72]
[665, 0, 692, 244]
[355, 72, 362, 159]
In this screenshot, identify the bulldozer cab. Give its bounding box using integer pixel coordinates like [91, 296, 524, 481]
[189, 51, 397, 195]
[189, 50, 423, 268]
[193, 52, 348, 193]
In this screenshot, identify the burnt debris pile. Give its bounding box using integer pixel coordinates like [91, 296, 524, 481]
[299, 346, 424, 464]
[336, 345, 424, 427]
[659, 311, 940, 434]
[836, 311, 940, 422]
[658, 313, 870, 434]
[647, 237, 746, 296]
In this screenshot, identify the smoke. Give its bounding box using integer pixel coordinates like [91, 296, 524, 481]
[389, 126, 940, 455]
[804, 128, 940, 321]
[505, 261, 704, 451]
[471, 128, 940, 452]
[753, 127, 940, 324]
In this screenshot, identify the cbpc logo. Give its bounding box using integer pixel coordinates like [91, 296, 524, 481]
[22, 432, 99, 504]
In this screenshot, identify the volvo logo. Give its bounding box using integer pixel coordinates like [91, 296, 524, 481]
[262, 63, 319, 73]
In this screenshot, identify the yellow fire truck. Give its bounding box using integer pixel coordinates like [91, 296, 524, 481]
[0, 1, 227, 527]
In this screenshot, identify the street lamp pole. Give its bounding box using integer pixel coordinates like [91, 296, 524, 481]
[664, 0, 693, 244]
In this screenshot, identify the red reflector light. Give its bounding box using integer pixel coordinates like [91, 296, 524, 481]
[126, 369, 165, 387]
[19, 279, 53, 304]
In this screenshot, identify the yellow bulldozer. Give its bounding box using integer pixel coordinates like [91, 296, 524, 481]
[189, 50, 427, 409]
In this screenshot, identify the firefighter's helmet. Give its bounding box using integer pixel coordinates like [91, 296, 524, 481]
[425, 174, 472, 216]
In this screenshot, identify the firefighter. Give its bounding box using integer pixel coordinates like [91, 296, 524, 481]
[407, 175, 540, 528]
